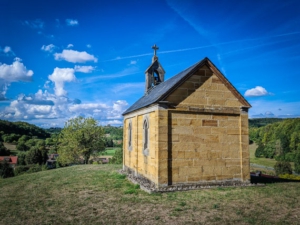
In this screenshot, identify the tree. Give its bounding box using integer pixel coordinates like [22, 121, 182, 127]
[25, 139, 37, 149]
[18, 135, 30, 143]
[17, 152, 27, 165]
[294, 153, 300, 174]
[16, 141, 29, 151]
[255, 142, 264, 158]
[0, 142, 10, 156]
[274, 161, 293, 175]
[109, 148, 123, 164]
[0, 160, 14, 178]
[25, 147, 43, 165]
[58, 117, 105, 165]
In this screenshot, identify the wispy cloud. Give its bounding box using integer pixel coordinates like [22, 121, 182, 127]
[23, 19, 44, 29]
[74, 65, 95, 73]
[41, 44, 56, 52]
[101, 31, 300, 62]
[248, 99, 300, 118]
[84, 67, 140, 83]
[66, 19, 79, 26]
[0, 46, 15, 56]
[166, 0, 210, 38]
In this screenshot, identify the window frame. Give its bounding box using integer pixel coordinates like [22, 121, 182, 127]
[128, 119, 132, 151]
[142, 115, 149, 156]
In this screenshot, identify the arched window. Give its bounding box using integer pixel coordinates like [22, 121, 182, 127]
[143, 117, 149, 156]
[128, 120, 132, 151]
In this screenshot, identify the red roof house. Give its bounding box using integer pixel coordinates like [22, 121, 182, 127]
[0, 156, 18, 168]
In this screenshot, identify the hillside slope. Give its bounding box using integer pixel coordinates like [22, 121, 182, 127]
[1, 165, 300, 224]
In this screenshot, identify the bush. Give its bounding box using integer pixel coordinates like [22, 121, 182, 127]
[294, 153, 300, 174]
[284, 152, 296, 162]
[274, 161, 292, 175]
[27, 164, 42, 173]
[109, 149, 123, 164]
[14, 165, 31, 176]
[17, 152, 27, 165]
[0, 142, 10, 156]
[16, 141, 29, 151]
[279, 174, 300, 180]
[255, 143, 264, 158]
[0, 161, 14, 178]
[25, 147, 43, 165]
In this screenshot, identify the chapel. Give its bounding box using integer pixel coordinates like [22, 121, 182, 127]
[122, 45, 251, 192]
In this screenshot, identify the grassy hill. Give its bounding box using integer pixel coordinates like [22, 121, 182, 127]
[1, 165, 300, 224]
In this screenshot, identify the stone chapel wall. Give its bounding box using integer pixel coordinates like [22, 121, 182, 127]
[123, 110, 159, 185]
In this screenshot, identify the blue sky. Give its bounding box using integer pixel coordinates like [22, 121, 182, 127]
[0, 0, 300, 127]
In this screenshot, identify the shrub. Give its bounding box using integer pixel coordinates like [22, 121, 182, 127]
[17, 152, 27, 165]
[274, 161, 292, 175]
[0, 142, 10, 156]
[294, 153, 300, 174]
[14, 165, 31, 176]
[0, 161, 14, 178]
[27, 164, 42, 173]
[279, 174, 300, 180]
[109, 149, 123, 164]
[255, 143, 264, 158]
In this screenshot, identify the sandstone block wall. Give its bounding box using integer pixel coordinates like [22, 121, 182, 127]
[123, 111, 159, 185]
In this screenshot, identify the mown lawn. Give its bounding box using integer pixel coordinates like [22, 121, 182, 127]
[249, 143, 278, 168]
[1, 164, 300, 224]
[99, 147, 120, 156]
[249, 143, 295, 173]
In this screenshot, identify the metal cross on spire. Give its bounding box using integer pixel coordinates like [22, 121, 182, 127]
[152, 44, 159, 56]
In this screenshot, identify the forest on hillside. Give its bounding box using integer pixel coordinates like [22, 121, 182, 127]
[248, 118, 284, 128]
[249, 118, 300, 173]
[0, 120, 50, 140]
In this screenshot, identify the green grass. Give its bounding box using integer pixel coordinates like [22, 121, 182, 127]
[249, 143, 295, 172]
[1, 164, 300, 224]
[249, 143, 277, 168]
[99, 147, 120, 156]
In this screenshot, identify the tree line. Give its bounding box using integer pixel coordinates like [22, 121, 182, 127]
[249, 118, 300, 173]
[0, 117, 123, 178]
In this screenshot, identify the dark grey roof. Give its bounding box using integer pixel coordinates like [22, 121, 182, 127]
[122, 57, 208, 115]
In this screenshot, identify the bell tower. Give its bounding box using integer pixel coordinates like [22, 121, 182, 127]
[145, 44, 165, 94]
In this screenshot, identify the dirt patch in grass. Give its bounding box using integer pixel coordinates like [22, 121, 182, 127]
[1, 164, 300, 224]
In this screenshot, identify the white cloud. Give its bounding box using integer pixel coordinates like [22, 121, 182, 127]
[48, 67, 76, 96]
[0, 46, 15, 56]
[248, 99, 300, 118]
[0, 88, 128, 127]
[0, 58, 33, 82]
[66, 19, 79, 26]
[41, 44, 56, 52]
[130, 60, 137, 65]
[67, 44, 74, 48]
[244, 86, 270, 97]
[74, 65, 95, 73]
[54, 49, 98, 63]
[3, 46, 11, 53]
[86, 44, 91, 48]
